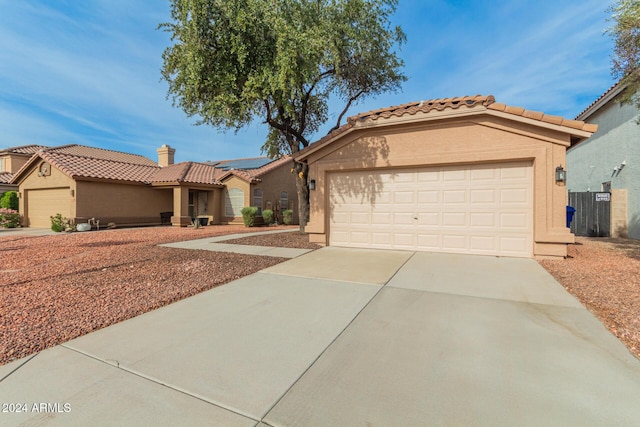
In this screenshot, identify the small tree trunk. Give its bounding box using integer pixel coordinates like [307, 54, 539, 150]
[294, 160, 309, 232]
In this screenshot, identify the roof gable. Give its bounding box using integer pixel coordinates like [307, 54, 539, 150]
[295, 95, 598, 160]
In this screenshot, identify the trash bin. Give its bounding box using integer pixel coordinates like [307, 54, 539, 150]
[566, 205, 576, 228]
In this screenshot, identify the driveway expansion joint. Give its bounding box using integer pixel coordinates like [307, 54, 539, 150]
[59, 344, 260, 422]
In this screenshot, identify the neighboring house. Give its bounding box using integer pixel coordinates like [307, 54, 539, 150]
[9, 144, 297, 227]
[0, 145, 48, 194]
[568, 81, 638, 238]
[294, 95, 597, 258]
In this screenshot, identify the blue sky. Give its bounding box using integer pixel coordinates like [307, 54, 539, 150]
[0, 0, 615, 163]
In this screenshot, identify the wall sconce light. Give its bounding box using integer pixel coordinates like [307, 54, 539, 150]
[309, 179, 316, 191]
[555, 165, 566, 184]
[70, 189, 75, 197]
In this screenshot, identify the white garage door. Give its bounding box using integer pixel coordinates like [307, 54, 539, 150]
[329, 162, 533, 257]
[27, 188, 72, 227]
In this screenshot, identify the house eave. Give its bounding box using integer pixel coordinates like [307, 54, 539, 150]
[576, 83, 626, 121]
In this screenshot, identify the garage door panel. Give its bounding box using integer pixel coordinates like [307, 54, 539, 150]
[443, 169, 466, 181]
[470, 189, 497, 204]
[443, 190, 466, 204]
[500, 188, 529, 204]
[470, 212, 496, 227]
[329, 162, 532, 257]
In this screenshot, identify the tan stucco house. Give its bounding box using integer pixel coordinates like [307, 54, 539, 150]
[295, 95, 598, 258]
[0, 145, 48, 194]
[9, 144, 297, 228]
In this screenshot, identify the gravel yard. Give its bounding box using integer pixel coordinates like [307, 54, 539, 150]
[539, 237, 640, 360]
[3, 227, 639, 366]
[0, 225, 310, 365]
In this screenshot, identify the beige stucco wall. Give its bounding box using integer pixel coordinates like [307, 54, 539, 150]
[75, 180, 173, 226]
[304, 114, 574, 257]
[252, 160, 299, 224]
[1, 153, 31, 174]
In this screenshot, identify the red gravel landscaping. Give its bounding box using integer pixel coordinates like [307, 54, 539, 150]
[539, 237, 640, 360]
[0, 225, 307, 365]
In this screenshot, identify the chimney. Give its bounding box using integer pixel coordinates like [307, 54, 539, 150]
[157, 144, 175, 167]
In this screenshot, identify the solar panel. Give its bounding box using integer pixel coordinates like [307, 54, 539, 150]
[216, 158, 273, 171]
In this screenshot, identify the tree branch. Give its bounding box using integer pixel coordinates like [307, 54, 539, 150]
[329, 89, 365, 133]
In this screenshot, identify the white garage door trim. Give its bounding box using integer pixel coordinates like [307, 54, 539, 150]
[329, 162, 533, 258]
[27, 188, 72, 228]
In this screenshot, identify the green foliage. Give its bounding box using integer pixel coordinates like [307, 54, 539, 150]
[241, 206, 259, 227]
[50, 213, 68, 232]
[0, 191, 18, 210]
[283, 209, 293, 225]
[0, 208, 21, 228]
[262, 209, 274, 225]
[608, 0, 640, 106]
[160, 0, 406, 227]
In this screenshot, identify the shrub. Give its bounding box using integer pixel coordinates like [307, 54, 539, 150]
[0, 191, 18, 211]
[0, 208, 21, 228]
[262, 209, 274, 225]
[283, 209, 293, 225]
[50, 213, 68, 232]
[241, 206, 258, 227]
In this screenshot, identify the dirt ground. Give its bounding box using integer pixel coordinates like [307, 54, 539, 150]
[539, 237, 640, 360]
[2, 227, 639, 365]
[0, 225, 309, 365]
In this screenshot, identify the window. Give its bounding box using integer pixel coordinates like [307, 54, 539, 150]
[253, 188, 263, 215]
[280, 191, 288, 210]
[225, 188, 244, 217]
[0, 159, 4, 172]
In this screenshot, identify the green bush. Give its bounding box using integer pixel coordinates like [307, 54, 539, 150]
[50, 213, 68, 232]
[283, 209, 293, 225]
[0, 208, 21, 228]
[0, 191, 18, 210]
[241, 206, 259, 227]
[262, 209, 274, 225]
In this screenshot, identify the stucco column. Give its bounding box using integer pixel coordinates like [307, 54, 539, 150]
[171, 186, 191, 227]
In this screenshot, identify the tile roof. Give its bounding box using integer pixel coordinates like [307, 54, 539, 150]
[296, 95, 599, 159]
[46, 144, 158, 166]
[0, 145, 49, 155]
[214, 155, 292, 183]
[152, 162, 222, 185]
[0, 172, 13, 184]
[39, 149, 160, 183]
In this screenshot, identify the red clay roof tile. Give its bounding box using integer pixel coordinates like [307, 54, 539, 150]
[296, 95, 598, 160]
[0, 144, 49, 155]
[0, 172, 13, 184]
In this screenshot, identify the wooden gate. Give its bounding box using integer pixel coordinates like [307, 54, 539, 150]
[568, 192, 611, 237]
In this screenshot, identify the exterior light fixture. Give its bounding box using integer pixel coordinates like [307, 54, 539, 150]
[555, 165, 566, 184]
[309, 179, 316, 191]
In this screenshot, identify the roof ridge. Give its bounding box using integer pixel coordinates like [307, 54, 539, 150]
[42, 149, 160, 168]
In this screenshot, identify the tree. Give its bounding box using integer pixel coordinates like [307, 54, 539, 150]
[160, 0, 406, 230]
[608, 0, 640, 106]
[0, 191, 18, 211]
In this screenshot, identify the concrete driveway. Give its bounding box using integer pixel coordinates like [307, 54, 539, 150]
[2, 247, 640, 426]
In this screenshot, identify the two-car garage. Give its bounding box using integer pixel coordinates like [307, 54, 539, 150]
[329, 162, 533, 258]
[297, 95, 598, 258]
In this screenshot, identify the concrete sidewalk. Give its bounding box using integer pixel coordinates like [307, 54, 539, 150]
[160, 228, 313, 258]
[2, 248, 640, 426]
